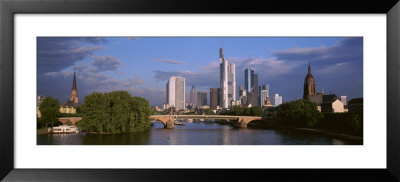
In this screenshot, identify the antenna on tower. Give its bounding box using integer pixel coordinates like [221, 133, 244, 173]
[222, 38, 224, 49]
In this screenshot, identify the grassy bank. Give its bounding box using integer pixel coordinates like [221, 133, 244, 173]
[37, 127, 49, 135]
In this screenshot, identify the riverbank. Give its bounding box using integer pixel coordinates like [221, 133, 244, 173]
[247, 120, 363, 144]
[295, 128, 363, 145]
[84, 127, 151, 134]
[37, 127, 49, 135]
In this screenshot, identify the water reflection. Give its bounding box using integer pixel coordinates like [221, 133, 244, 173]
[37, 120, 351, 145]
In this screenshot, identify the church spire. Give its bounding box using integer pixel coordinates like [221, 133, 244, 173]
[69, 67, 79, 103]
[72, 67, 77, 90]
[303, 63, 316, 100]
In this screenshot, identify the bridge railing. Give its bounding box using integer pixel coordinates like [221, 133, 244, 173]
[150, 115, 263, 119]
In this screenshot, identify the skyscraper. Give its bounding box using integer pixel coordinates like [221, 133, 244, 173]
[197, 91, 208, 107]
[190, 85, 197, 106]
[166, 76, 185, 110]
[244, 64, 259, 107]
[219, 48, 236, 109]
[245, 63, 252, 92]
[210, 88, 220, 109]
[274, 93, 282, 106]
[260, 84, 269, 107]
[304, 63, 316, 100]
[239, 85, 247, 105]
[260, 90, 268, 107]
[252, 73, 259, 94]
[262, 84, 269, 91]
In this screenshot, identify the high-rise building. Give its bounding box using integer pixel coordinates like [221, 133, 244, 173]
[260, 84, 269, 107]
[260, 90, 270, 107]
[341, 96, 347, 105]
[244, 63, 259, 107]
[197, 91, 208, 107]
[190, 85, 197, 106]
[247, 92, 258, 107]
[304, 63, 316, 100]
[252, 73, 259, 94]
[245, 65, 258, 94]
[245, 64, 252, 92]
[219, 48, 236, 109]
[210, 88, 220, 109]
[239, 85, 247, 105]
[274, 93, 282, 106]
[166, 76, 185, 110]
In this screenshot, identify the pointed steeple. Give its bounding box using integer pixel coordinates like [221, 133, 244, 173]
[219, 48, 224, 59]
[304, 62, 316, 100]
[72, 67, 77, 90]
[69, 66, 79, 104]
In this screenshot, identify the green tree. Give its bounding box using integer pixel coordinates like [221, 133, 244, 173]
[350, 114, 362, 133]
[204, 108, 215, 115]
[244, 107, 263, 116]
[230, 105, 244, 115]
[77, 92, 109, 133]
[276, 99, 322, 128]
[77, 91, 153, 133]
[219, 106, 263, 116]
[39, 97, 60, 128]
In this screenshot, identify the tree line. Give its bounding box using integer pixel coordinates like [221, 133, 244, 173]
[219, 99, 362, 136]
[267, 99, 362, 136]
[219, 105, 263, 116]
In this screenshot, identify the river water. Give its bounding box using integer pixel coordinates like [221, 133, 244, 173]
[37, 120, 351, 145]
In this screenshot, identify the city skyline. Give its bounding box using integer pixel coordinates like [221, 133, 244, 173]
[37, 37, 363, 106]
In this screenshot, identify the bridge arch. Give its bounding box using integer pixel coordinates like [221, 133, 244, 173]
[151, 119, 167, 128]
[245, 119, 263, 128]
[150, 116, 175, 128]
[236, 116, 263, 128]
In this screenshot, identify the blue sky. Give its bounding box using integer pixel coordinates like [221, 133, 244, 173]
[37, 37, 363, 106]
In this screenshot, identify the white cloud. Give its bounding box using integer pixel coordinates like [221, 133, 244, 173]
[155, 59, 186, 65]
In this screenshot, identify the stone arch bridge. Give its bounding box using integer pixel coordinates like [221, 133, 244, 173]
[149, 115, 263, 129]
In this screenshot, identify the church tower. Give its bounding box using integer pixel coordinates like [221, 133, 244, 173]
[69, 68, 79, 103]
[303, 63, 316, 99]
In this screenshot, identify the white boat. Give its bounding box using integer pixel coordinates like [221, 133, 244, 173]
[52, 125, 80, 134]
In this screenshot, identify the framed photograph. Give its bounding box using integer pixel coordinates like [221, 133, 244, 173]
[1, 0, 399, 181]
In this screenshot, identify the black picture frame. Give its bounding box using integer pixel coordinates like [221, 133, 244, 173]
[1, 0, 399, 181]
